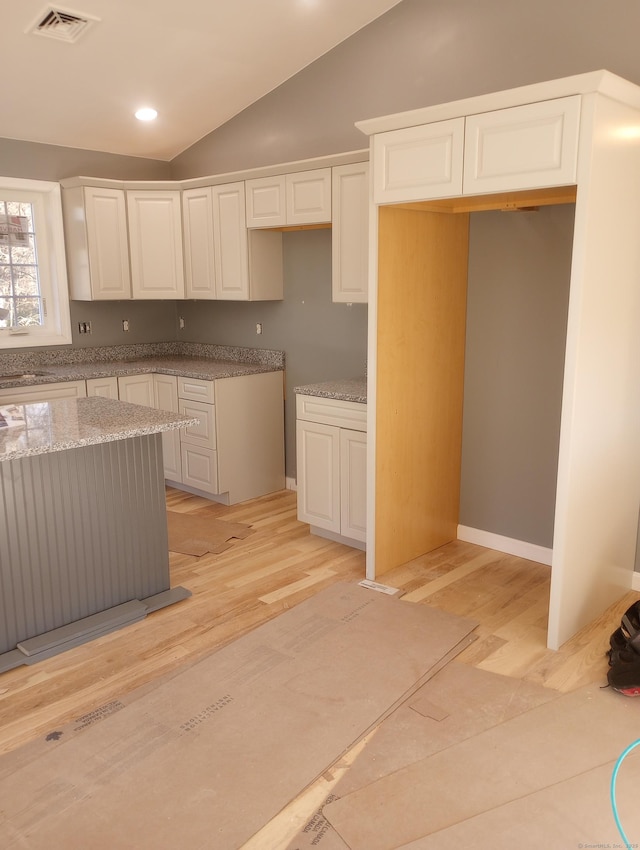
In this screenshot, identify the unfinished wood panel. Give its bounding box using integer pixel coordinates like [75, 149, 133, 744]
[375, 206, 469, 573]
[397, 184, 577, 215]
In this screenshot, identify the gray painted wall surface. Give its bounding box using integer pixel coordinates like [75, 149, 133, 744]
[0, 137, 169, 182]
[70, 301, 178, 349]
[177, 230, 368, 480]
[170, 0, 640, 178]
[460, 206, 574, 548]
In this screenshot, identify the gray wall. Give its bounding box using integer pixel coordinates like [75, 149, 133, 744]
[0, 137, 169, 182]
[177, 229, 368, 479]
[70, 301, 178, 349]
[170, 0, 640, 178]
[460, 206, 574, 548]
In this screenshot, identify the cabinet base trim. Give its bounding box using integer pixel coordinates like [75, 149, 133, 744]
[457, 525, 552, 566]
[310, 525, 366, 551]
[0, 586, 191, 673]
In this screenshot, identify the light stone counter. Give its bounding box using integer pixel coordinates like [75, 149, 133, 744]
[0, 396, 198, 461]
[293, 377, 367, 404]
[0, 356, 282, 391]
[0, 343, 285, 391]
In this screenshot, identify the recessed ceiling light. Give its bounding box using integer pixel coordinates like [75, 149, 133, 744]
[135, 107, 158, 122]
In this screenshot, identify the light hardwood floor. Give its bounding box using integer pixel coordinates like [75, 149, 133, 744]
[0, 487, 636, 781]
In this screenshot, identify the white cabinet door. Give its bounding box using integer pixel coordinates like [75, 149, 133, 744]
[246, 169, 331, 227]
[332, 163, 369, 304]
[285, 169, 332, 225]
[340, 428, 367, 543]
[86, 376, 119, 398]
[62, 185, 131, 301]
[154, 373, 181, 481]
[0, 380, 87, 404]
[212, 182, 250, 300]
[373, 118, 465, 204]
[245, 175, 286, 228]
[181, 444, 219, 494]
[296, 419, 341, 532]
[463, 96, 581, 194]
[213, 182, 283, 301]
[127, 190, 185, 298]
[179, 398, 216, 449]
[117, 373, 155, 407]
[182, 187, 216, 299]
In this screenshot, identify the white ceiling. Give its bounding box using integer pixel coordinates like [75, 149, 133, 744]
[2, 0, 402, 161]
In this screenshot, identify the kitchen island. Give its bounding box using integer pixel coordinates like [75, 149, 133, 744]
[0, 396, 197, 673]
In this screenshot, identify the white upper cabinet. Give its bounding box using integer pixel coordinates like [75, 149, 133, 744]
[373, 118, 465, 204]
[245, 175, 287, 228]
[332, 162, 369, 303]
[127, 190, 185, 299]
[286, 169, 331, 225]
[245, 168, 331, 227]
[62, 185, 132, 300]
[213, 182, 283, 301]
[463, 96, 581, 195]
[182, 187, 216, 299]
[371, 96, 581, 204]
[212, 182, 251, 299]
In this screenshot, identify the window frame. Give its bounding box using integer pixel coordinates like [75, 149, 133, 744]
[0, 176, 72, 349]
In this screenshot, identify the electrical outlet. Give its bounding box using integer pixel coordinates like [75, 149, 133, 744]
[78, 321, 92, 334]
[256, 322, 263, 335]
[179, 316, 185, 330]
[122, 319, 130, 332]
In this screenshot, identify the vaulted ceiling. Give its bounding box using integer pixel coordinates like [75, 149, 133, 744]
[2, 0, 402, 160]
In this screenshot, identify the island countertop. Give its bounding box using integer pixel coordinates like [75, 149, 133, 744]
[0, 396, 198, 461]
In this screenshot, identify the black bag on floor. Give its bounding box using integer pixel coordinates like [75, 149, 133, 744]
[607, 600, 640, 696]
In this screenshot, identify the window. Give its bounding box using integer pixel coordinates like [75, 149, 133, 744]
[0, 177, 71, 349]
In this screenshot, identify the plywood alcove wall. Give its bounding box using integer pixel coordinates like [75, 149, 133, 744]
[374, 188, 577, 576]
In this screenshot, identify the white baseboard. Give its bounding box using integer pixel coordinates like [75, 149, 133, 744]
[457, 525, 553, 566]
[633, 572, 640, 592]
[286, 476, 297, 491]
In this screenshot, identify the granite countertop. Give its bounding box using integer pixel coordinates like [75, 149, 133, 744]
[0, 355, 282, 391]
[0, 396, 199, 461]
[293, 377, 367, 404]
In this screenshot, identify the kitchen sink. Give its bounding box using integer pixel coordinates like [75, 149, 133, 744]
[0, 370, 51, 380]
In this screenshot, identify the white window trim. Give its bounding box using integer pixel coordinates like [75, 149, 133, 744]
[0, 176, 72, 349]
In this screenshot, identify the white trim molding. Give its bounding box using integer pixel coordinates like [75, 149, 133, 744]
[632, 572, 640, 592]
[457, 525, 553, 566]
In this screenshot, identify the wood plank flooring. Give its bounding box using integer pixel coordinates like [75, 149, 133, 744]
[0, 486, 637, 840]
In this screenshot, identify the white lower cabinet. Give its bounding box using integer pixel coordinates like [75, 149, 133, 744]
[120, 370, 284, 505]
[296, 394, 367, 547]
[178, 376, 218, 495]
[118, 373, 180, 480]
[117, 373, 155, 407]
[153, 374, 181, 481]
[86, 376, 119, 398]
[0, 380, 87, 404]
[339, 427, 367, 542]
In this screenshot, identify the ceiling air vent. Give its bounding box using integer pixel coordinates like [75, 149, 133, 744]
[27, 6, 99, 43]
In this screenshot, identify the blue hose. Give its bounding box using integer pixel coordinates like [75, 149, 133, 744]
[611, 738, 640, 848]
